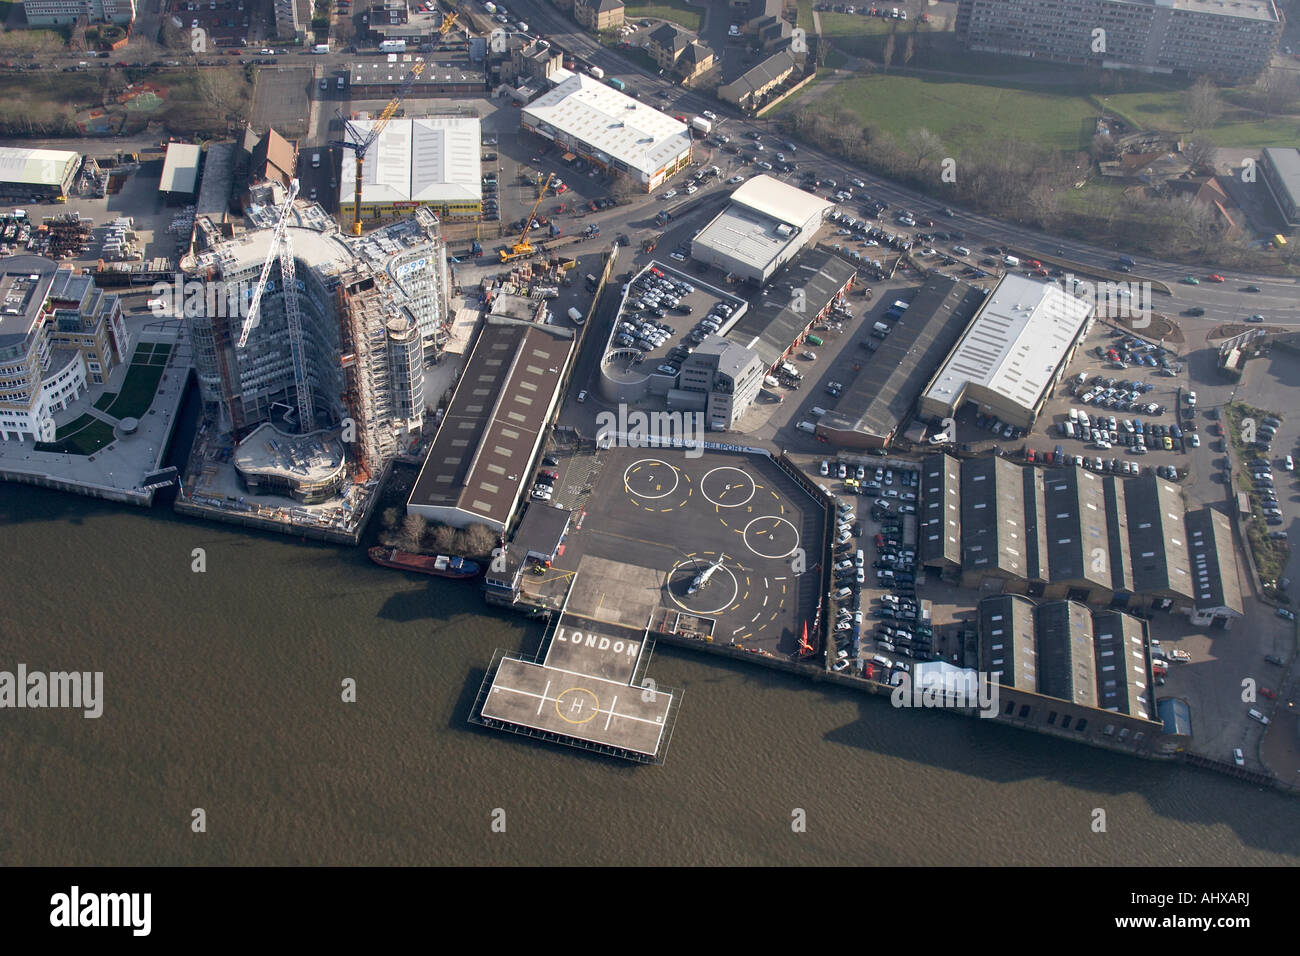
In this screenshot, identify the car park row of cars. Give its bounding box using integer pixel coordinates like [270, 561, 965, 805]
[1092, 331, 1181, 374]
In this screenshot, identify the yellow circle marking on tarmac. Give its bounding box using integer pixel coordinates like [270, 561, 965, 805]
[554, 687, 601, 725]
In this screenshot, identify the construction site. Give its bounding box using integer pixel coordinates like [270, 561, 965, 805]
[174, 198, 451, 544]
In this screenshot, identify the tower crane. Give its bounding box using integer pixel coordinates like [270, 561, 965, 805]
[331, 57, 426, 237]
[499, 172, 554, 263]
[237, 177, 314, 431]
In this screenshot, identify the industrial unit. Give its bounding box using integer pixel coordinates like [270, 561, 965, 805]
[818, 274, 986, 449]
[338, 116, 484, 223]
[0, 147, 81, 202]
[920, 273, 1093, 431]
[520, 74, 693, 191]
[920, 454, 1244, 627]
[406, 319, 575, 532]
[690, 175, 833, 285]
[159, 143, 203, 205]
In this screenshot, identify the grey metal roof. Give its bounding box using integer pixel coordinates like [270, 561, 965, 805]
[1091, 609, 1152, 720]
[1041, 467, 1112, 589]
[960, 456, 1027, 579]
[821, 274, 983, 443]
[978, 594, 1038, 691]
[409, 321, 573, 526]
[0, 255, 59, 344]
[1263, 147, 1300, 206]
[920, 452, 962, 567]
[1157, 697, 1192, 737]
[1184, 507, 1244, 615]
[728, 247, 856, 369]
[1101, 475, 1136, 594]
[1034, 600, 1097, 708]
[1124, 472, 1194, 599]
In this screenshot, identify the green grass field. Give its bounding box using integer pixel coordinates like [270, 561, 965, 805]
[36, 418, 116, 456]
[785, 73, 1101, 154]
[102, 350, 166, 419]
[55, 413, 98, 440]
[1102, 87, 1300, 148]
[93, 392, 118, 412]
[622, 0, 701, 32]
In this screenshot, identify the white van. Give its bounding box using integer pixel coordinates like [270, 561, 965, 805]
[763, 374, 780, 388]
[872, 321, 890, 335]
[1003, 255, 1020, 267]
[567, 307, 585, 325]
[834, 587, 853, 601]
[811, 406, 827, 417]
[312, 152, 321, 168]
[797, 420, 817, 433]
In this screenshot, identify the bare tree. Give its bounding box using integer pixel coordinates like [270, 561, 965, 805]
[1182, 77, 1223, 131]
[903, 33, 914, 69]
[195, 68, 251, 129]
[432, 524, 457, 553]
[381, 506, 400, 530]
[1182, 136, 1217, 174]
[461, 524, 499, 558]
[401, 513, 426, 550]
[881, 31, 895, 72]
[1089, 132, 1117, 162]
[904, 127, 943, 169]
[1255, 68, 1299, 116]
[335, 18, 356, 45]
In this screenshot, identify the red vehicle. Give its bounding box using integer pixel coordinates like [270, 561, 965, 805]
[1261, 687, 1277, 700]
[555, 183, 567, 195]
[1208, 274, 1225, 282]
[1026, 448, 1036, 463]
[1028, 258, 1042, 268]
[874, 533, 885, 547]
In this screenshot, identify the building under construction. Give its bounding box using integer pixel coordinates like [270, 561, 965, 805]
[180, 200, 449, 478]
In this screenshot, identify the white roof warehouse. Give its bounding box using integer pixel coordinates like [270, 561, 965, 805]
[0, 146, 81, 200]
[520, 73, 693, 190]
[920, 273, 1093, 430]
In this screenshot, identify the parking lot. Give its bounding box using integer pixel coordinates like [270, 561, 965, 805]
[995, 320, 1197, 482]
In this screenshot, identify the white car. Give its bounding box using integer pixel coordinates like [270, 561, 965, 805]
[726, 175, 745, 184]
[1233, 748, 1245, 766]
[832, 659, 850, 672]
[820, 460, 830, 476]
[701, 110, 717, 121]
[1186, 391, 1197, 407]
[662, 189, 677, 199]
[1286, 455, 1295, 471]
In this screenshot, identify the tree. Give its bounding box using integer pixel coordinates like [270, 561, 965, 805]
[432, 524, 457, 552]
[1182, 136, 1217, 174]
[881, 31, 895, 72]
[611, 176, 639, 202]
[1255, 68, 1299, 116]
[904, 127, 943, 169]
[334, 18, 356, 45]
[903, 33, 914, 69]
[401, 513, 426, 550]
[196, 68, 251, 129]
[1089, 133, 1118, 163]
[382, 506, 400, 530]
[1182, 77, 1223, 132]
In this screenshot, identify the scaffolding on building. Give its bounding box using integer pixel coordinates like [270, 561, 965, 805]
[338, 281, 398, 479]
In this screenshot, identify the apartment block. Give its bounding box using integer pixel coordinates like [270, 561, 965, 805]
[955, 0, 1282, 81]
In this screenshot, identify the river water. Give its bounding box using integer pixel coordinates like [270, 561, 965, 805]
[0, 395, 1295, 866]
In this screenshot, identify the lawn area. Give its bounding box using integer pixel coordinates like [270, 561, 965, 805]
[103, 359, 165, 419]
[623, 0, 700, 32]
[35, 418, 116, 456]
[55, 413, 98, 440]
[796, 0, 814, 29]
[1102, 87, 1300, 148]
[786, 73, 1100, 154]
[93, 391, 118, 412]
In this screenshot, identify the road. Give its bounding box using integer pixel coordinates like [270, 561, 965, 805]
[10, 0, 1299, 324]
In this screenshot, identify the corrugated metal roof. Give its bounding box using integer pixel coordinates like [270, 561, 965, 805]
[0, 146, 79, 188]
[160, 143, 203, 194]
[521, 74, 691, 178]
[924, 273, 1092, 415]
[341, 117, 482, 204]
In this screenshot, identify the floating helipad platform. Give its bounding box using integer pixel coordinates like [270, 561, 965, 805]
[471, 613, 681, 763]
